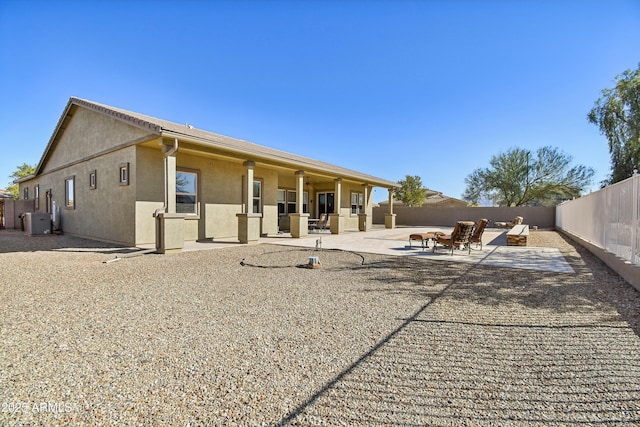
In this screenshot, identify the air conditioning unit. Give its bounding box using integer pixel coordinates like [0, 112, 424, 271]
[24, 213, 51, 235]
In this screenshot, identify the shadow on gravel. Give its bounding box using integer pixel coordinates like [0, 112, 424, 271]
[277, 244, 640, 425]
[0, 229, 144, 255]
[553, 232, 640, 337]
[276, 264, 468, 426]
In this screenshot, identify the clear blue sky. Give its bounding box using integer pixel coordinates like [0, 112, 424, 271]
[1, 0, 638, 203]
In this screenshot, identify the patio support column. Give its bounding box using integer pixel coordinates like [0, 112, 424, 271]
[236, 160, 261, 244]
[289, 170, 309, 238]
[385, 187, 396, 229]
[165, 147, 177, 214]
[330, 178, 344, 234]
[358, 183, 370, 231]
[156, 138, 185, 253]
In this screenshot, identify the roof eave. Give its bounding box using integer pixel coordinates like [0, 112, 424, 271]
[15, 174, 35, 183]
[33, 98, 164, 177]
[160, 129, 398, 188]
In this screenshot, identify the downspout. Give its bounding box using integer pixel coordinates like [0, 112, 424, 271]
[154, 138, 179, 217]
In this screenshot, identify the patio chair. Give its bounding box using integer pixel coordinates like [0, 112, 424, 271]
[315, 213, 330, 232]
[432, 221, 475, 255]
[469, 218, 489, 250]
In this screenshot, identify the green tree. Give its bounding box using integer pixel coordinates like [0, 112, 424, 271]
[7, 163, 36, 199]
[588, 64, 640, 184]
[393, 175, 427, 207]
[462, 147, 594, 207]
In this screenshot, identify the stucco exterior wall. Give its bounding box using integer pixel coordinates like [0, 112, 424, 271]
[340, 181, 371, 229]
[19, 109, 148, 245]
[20, 145, 137, 245]
[137, 150, 284, 242]
[255, 167, 279, 236]
[133, 146, 300, 244]
[134, 146, 164, 245]
[44, 107, 153, 172]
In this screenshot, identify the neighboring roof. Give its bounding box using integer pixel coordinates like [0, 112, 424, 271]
[0, 189, 12, 198]
[33, 97, 398, 188]
[379, 189, 468, 207]
[422, 192, 468, 207]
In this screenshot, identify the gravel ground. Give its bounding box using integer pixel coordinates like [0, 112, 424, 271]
[1, 229, 639, 426]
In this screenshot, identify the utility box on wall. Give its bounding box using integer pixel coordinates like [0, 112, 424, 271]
[24, 213, 51, 235]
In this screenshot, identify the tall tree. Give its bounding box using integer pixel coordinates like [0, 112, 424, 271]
[588, 64, 640, 184]
[462, 147, 594, 207]
[7, 163, 36, 199]
[393, 175, 427, 207]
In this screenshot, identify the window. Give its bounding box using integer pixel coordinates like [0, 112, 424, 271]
[351, 191, 363, 215]
[278, 189, 309, 215]
[176, 170, 198, 214]
[119, 163, 129, 185]
[23, 187, 28, 200]
[34, 185, 39, 210]
[287, 191, 297, 214]
[252, 180, 262, 213]
[89, 170, 97, 189]
[65, 176, 75, 209]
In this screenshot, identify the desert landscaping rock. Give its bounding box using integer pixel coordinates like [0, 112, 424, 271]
[1, 230, 639, 425]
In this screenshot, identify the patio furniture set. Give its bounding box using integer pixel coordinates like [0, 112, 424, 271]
[409, 218, 489, 255]
[409, 216, 529, 255]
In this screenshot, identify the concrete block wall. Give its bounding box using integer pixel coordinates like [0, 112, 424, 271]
[372, 206, 556, 229]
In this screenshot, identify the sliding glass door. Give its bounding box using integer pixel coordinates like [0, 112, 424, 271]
[317, 192, 334, 216]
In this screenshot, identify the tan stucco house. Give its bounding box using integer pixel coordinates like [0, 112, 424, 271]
[18, 98, 398, 250]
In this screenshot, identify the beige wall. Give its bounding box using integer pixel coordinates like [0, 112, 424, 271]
[134, 146, 164, 244]
[19, 109, 146, 245]
[373, 205, 556, 229]
[133, 149, 286, 244]
[44, 107, 152, 172]
[339, 182, 373, 229]
[20, 146, 138, 245]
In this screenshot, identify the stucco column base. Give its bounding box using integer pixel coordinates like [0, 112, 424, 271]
[155, 213, 185, 254]
[289, 213, 309, 238]
[329, 213, 344, 234]
[358, 213, 370, 231]
[385, 213, 396, 229]
[237, 213, 262, 244]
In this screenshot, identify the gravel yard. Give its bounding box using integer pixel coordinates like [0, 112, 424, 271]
[1, 229, 639, 426]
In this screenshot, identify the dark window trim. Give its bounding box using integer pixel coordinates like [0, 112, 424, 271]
[119, 163, 129, 186]
[65, 175, 76, 209]
[89, 170, 97, 190]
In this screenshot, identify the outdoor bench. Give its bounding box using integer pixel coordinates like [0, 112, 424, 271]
[507, 224, 529, 246]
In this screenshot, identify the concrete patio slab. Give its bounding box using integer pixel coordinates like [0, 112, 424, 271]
[260, 226, 575, 274]
[139, 225, 574, 273]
